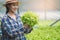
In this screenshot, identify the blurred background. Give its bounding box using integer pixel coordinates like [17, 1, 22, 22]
[0, 0, 60, 20]
[0, 0, 60, 40]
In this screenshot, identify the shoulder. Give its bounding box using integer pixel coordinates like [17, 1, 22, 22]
[2, 14, 8, 22]
[16, 13, 20, 17]
[15, 14, 21, 19]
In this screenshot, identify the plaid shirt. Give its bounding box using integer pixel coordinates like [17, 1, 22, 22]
[1, 13, 32, 40]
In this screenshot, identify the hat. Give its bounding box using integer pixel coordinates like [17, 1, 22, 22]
[3, 0, 21, 6]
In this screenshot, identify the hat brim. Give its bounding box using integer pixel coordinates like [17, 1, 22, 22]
[3, 1, 21, 6]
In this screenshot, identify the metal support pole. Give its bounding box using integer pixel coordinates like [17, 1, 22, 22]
[17, 0, 19, 14]
[50, 19, 60, 26]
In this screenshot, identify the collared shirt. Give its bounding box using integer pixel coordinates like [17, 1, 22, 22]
[1, 13, 32, 40]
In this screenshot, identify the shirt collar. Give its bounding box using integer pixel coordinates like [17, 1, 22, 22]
[6, 13, 19, 21]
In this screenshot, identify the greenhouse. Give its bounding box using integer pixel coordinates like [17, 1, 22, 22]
[0, 0, 60, 40]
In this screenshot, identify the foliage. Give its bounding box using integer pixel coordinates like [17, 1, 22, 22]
[21, 11, 39, 27]
[25, 20, 60, 40]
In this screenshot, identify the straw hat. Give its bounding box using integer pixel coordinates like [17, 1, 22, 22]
[3, 0, 21, 6]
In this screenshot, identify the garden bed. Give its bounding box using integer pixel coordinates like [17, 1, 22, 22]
[25, 20, 60, 40]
